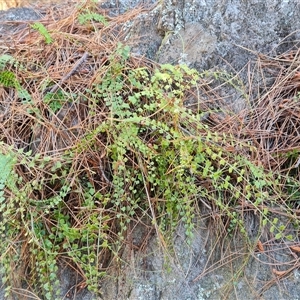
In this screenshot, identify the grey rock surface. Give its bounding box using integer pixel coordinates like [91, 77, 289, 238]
[156, 0, 300, 72]
[99, 220, 300, 300]
[0, 7, 41, 36]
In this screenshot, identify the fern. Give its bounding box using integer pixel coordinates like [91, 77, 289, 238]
[0, 70, 31, 102]
[31, 22, 53, 44]
[0, 71, 18, 88]
[78, 11, 108, 26]
[0, 151, 14, 186]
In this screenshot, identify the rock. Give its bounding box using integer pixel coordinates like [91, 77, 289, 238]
[0, 7, 41, 37]
[99, 219, 300, 300]
[155, 0, 300, 71]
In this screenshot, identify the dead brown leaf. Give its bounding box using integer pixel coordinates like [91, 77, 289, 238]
[272, 268, 288, 276]
[256, 240, 264, 252]
[290, 245, 300, 253]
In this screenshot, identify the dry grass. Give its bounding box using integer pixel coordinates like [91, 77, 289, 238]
[0, 1, 159, 297]
[191, 46, 300, 299]
[0, 1, 300, 299]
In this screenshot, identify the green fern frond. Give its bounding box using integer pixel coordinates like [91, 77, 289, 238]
[0, 71, 18, 88]
[0, 152, 14, 186]
[78, 11, 108, 26]
[31, 22, 53, 44]
[0, 70, 32, 102]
